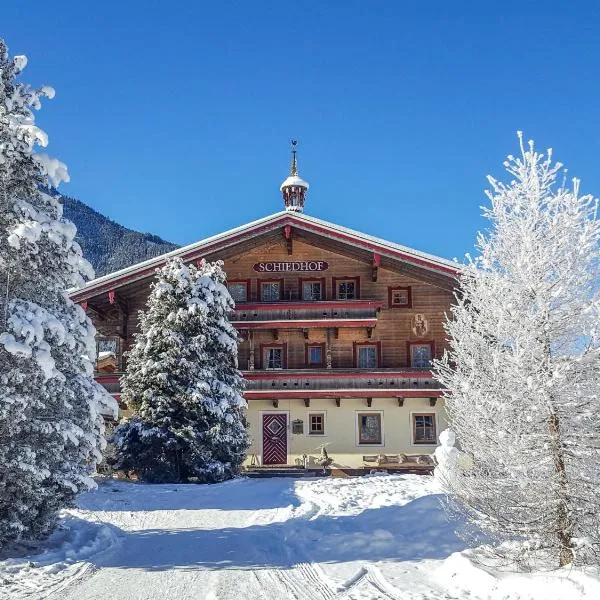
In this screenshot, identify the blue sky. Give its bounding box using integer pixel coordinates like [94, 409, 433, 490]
[3, 2, 600, 261]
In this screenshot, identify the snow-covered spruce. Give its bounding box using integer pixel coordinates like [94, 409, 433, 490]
[434, 134, 600, 568]
[0, 38, 117, 550]
[112, 258, 250, 483]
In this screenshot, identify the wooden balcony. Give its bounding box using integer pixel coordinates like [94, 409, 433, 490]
[230, 299, 383, 330]
[242, 368, 442, 400]
[95, 368, 443, 402]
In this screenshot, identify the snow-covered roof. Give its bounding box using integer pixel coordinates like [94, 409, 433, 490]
[70, 210, 460, 300]
[280, 175, 309, 191]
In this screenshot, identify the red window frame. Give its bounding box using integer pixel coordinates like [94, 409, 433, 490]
[407, 341, 435, 368]
[298, 277, 326, 301]
[332, 276, 360, 300]
[388, 286, 412, 308]
[227, 279, 251, 303]
[353, 341, 382, 368]
[305, 342, 326, 368]
[259, 343, 288, 370]
[258, 278, 284, 302]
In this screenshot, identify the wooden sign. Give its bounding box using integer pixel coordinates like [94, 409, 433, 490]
[253, 261, 329, 273]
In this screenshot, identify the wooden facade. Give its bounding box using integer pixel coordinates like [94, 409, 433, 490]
[71, 209, 459, 469]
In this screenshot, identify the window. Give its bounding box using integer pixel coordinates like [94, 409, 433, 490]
[355, 343, 379, 368]
[227, 281, 248, 303]
[302, 281, 322, 301]
[413, 414, 436, 444]
[337, 280, 355, 299]
[261, 281, 281, 302]
[265, 347, 283, 369]
[409, 342, 433, 368]
[388, 286, 412, 308]
[308, 413, 325, 435]
[306, 344, 324, 367]
[333, 276, 360, 300]
[357, 412, 382, 445]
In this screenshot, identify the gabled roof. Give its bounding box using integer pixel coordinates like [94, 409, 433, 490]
[70, 210, 460, 302]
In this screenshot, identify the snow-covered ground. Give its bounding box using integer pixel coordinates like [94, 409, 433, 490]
[2, 474, 599, 600]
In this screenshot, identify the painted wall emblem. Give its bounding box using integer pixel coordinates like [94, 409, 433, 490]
[253, 261, 329, 273]
[412, 313, 429, 337]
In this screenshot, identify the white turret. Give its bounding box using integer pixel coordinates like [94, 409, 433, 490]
[280, 140, 309, 212]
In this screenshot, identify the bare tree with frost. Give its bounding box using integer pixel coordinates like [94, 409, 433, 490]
[0, 39, 116, 549]
[434, 134, 600, 568]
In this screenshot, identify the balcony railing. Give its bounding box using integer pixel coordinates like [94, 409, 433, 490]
[242, 368, 442, 399]
[230, 299, 383, 329]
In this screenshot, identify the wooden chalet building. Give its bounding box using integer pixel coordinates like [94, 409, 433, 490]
[70, 146, 459, 471]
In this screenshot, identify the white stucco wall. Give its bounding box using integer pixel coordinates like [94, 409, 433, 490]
[244, 397, 447, 469]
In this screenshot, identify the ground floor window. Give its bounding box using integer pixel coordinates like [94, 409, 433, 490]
[308, 413, 325, 435]
[357, 412, 382, 445]
[413, 413, 436, 444]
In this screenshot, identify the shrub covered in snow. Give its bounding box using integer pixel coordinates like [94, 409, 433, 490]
[0, 38, 117, 550]
[112, 258, 250, 483]
[434, 134, 600, 568]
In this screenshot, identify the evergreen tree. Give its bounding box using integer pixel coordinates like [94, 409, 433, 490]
[434, 134, 600, 568]
[112, 258, 249, 483]
[0, 39, 116, 549]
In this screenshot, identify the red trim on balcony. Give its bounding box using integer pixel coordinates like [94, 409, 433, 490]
[243, 369, 434, 380]
[298, 276, 327, 301]
[407, 341, 436, 367]
[332, 276, 361, 300]
[232, 319, 378, 330]
[388, 286, 413, 308]
[353, 341, 382, 368]
[232, 299, 383, 311]
[259, 343, 288, 370]
[244, 389, 444, 400]
[305, 342, 326, 368]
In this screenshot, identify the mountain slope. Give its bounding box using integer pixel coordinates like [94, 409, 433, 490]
[59, 195, 179, 277]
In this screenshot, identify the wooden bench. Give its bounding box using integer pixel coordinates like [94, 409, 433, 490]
[362, 453, 434, 468]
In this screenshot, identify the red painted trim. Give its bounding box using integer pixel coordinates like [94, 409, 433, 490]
[245, 389, 444, 400]
[407, 340, 436, 367]
[243, 369, 434, 380]
[257, 278, 284, 301]
[388, 286, 412, 308]
[259, 343, 288, 370]
[298, 276, 326, 301]
[70, 214, 458, 303]
[332, 276, 361, 300]
[373, 252, 382, 267]
[231, 319, 378, 330]
[94, 375, 121, 384]
[305, 342, 326, 368]
[232, 299, 383, 311]
[291, 218, 459, 276]
[353, 341, 382, 368]
[227, 279, 251, 302]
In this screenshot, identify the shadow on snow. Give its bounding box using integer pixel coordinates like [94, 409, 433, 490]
[93, 494, 467, 571]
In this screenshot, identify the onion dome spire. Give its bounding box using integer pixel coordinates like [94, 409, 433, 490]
[280, 140, 309, 212]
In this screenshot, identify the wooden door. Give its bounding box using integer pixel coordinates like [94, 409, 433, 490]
[262, 413, 287, 465]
